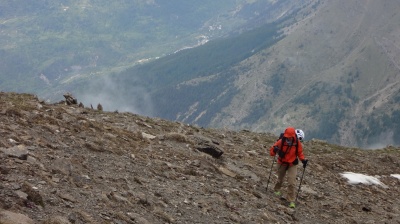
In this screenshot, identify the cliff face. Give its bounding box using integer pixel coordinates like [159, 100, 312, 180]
[0, 92, 399, 224]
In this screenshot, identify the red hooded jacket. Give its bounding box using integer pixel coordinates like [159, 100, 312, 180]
[269, 127, 305, 165]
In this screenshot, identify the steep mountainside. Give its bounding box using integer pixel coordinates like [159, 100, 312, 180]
[0, 92, 400, 224]
[98, 0, 400, 148]
[223, 0, 400, 147]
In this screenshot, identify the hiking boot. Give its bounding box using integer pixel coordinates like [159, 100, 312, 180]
[274, 191, 281, 196]
[289, 202, 295, 208]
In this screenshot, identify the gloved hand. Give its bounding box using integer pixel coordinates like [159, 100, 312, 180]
[302, 159, 308, 168]
[273, 146, 279, 153]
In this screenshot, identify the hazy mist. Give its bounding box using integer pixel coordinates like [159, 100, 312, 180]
[79, 76, 154, 116]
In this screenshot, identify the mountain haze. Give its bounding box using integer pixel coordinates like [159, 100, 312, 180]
[0, 0, 301, 98]
[82, 0, 400, 148]
[0, 0, 282, 96]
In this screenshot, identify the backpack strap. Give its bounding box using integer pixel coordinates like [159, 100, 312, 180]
[277, 132, 284, 142]
[279, 137, 293, 159]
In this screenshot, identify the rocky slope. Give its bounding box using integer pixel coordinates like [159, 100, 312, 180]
[0, 92, 399, 224]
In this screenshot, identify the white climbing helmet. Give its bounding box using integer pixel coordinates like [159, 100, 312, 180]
[296, 129, 305, 142]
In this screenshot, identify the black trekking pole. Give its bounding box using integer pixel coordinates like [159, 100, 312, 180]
[266, 149, 278, 191]
[295, 163, 307, 203]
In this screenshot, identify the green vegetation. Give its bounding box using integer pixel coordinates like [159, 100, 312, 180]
[151, 70, 239, 125]
[1, 0, 274, 97]
[102, 21, 284, 121]
[269, 70, 286, 95]
[117, 21, 283, 90]
[357, 109, 400, 146]
[241, 99, 271, 125]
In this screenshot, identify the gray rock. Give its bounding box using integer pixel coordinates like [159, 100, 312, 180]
[1, 145, 29, 160]
[0, 210, 34, 224]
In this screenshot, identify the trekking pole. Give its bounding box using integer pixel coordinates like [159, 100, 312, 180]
[295, 163, 307, 203]
[266, 154, 276, 191]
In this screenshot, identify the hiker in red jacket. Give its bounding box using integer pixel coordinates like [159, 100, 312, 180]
[269, 126, 308, 208]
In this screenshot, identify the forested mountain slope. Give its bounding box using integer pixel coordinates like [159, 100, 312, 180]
[224, 0, 400, 147]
